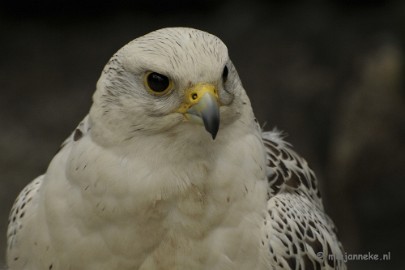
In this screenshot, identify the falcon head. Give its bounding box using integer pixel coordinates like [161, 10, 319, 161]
[90, 28, 249, 145]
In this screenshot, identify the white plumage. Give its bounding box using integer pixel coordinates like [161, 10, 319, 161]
[7, 27, 346, 270]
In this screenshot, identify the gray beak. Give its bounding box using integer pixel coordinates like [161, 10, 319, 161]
[185, 92, 220, 139]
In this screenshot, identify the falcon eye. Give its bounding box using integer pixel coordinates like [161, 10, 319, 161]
[222, 65, 229, 82]
[144, 72, 173, 95]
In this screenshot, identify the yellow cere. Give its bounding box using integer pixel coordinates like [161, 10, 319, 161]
[177, 83, 219, 113]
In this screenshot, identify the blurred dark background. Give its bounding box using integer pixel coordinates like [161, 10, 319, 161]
[0, 0, 404, 269]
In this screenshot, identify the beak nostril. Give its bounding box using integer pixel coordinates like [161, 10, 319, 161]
[191, 93, 198, 100]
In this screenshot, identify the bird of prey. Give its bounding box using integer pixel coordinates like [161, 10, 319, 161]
[6, 27, 346, 270]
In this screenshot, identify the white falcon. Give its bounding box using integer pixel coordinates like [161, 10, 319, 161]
[6, 27, 346, 270]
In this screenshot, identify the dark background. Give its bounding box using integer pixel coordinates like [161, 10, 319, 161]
[0, 0, 404, 269]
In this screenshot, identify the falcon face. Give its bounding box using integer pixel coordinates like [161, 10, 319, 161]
[91, 28, 241, 144]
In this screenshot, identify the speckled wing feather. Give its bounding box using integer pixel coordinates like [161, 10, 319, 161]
[7, 176, 43, 263]
[262, 131, 346, 269]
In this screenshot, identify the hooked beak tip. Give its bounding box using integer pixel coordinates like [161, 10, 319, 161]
[202, 111, 219, 140]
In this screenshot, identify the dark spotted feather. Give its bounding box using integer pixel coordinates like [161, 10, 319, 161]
[262, 131, 346, 270]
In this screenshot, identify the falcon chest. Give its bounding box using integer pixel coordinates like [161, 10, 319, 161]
[137, 135, 268, 269]
[59, 133, 268, 269]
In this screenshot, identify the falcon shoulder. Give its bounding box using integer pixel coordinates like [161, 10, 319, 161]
[262, 131, 346, 270]
[6, 116, 90, 269]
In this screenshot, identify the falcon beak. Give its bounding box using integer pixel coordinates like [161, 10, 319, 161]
[177, 83, 220, 139]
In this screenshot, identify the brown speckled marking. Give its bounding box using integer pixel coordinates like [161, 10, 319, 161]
[73, 129, 83, 141]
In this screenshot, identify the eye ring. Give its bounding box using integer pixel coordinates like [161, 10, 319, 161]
[144, 71, 173, 96]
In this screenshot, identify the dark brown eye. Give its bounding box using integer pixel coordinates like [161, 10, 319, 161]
[144, 72, 172, 95]
[222, 65, 229, 82]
